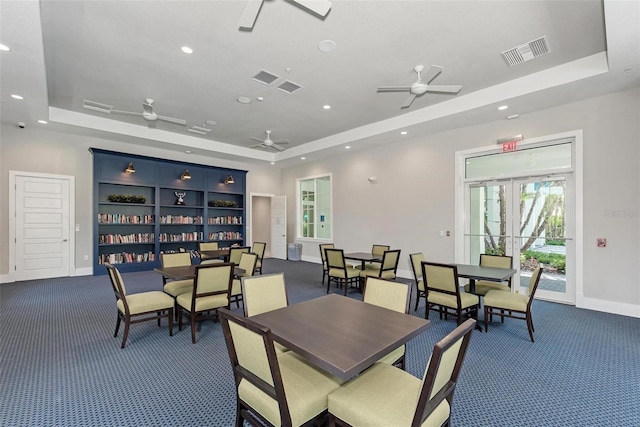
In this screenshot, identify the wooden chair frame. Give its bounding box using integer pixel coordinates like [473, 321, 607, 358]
[319, 243, 335, 285]
[229, 246, 251, 265]
[325, 248, 360, 296]
[409, 252, 426, 312]
[231, 252, 258, 308]
[421, 261, 479, 325]
[252, 242, 267, 274]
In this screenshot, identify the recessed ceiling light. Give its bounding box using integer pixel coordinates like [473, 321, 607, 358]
[498, 105, 509, 111]
[0, 43, 10, 52]
[300, 157, 306, 160]
[11, 94, 23, 100]
[318, 40, 337, 53]
[270, 162, 275, 165]
[624, 68, 632, 73]
[345, 146, 350, 149]
[181, 46, 193, 54]
[237, 96, 252, 104]
[400, 131, 408, 135]
[37, 120, 48, 124]
[323, 105, 331, 110]
[185, 150, 192, 154]
[507, 114, 520, 120]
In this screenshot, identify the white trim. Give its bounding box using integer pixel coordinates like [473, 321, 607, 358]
[577, 295, 640, 318]
[295, 173, 333, 240]
[8, 171, 76, 283]
[73, 267, 93, 277]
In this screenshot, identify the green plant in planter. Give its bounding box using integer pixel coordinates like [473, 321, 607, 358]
[108, 194, 146, 204]
[208, 200, 237, 208]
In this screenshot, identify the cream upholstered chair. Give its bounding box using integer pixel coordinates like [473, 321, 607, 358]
[421, 261, 479, 325]
[252, 241, 267, 274]
[319, 243, 335, 285]
[199, 241, 224, 264]
[355, 244, 390, 270]
[464, 254, 513, 296]
[229, 246, 251, 265]
[219, 307, 343, 427]
[326, 248, 360, 296]
[230, 252, 258, 307]
[105, 263, 174, 348]
[176, 263, 234, 344]
[160, 252, 194, 318]
[409, 253, 426, 312]
[484, 267, 543, 342]
[327, 319, 476, 427]
[363, 277, 410, 369]
[359, 249, 401, 281]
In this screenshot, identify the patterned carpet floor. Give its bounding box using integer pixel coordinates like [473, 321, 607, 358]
[1, 259, 639, 426]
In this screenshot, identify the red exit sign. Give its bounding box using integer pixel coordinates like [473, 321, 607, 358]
[502, 140, 518, 152]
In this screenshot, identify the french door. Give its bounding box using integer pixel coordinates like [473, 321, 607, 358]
[466, 174, 574, 304]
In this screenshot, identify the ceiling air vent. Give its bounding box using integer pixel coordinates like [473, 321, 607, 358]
[501, 36, 550, 66]
[253, 70, 280, 85]
[277, 80, 303, 94]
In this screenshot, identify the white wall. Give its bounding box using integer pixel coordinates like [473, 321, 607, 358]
[282, 87, 640, 317]
[0, 125, 282, 278]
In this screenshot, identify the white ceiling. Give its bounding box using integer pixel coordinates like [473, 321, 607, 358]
[1, 0, 639, 167]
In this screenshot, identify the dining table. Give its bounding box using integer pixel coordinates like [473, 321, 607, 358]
[154, 263, 244, 281]
[251, 293, 430, 381]
[200, 248, 231, 262]
[343, 252, 383, 291]
[455, 264, 517, 294]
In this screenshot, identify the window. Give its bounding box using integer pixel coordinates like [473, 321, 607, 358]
[297, 175, 331, 239]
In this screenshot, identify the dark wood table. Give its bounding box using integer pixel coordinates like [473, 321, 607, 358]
[455, 264, 517, 294]
[344, 252, 383, 291]
[200, 248, 230, 261]
[154, 264, 244, 281]
[251, 294, 430, 381]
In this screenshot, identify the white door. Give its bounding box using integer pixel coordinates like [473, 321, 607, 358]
[14, 174, 72, 280]
[271, 196, 287, 260]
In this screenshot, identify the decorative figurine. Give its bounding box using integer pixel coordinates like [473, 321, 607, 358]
[175, 192, 186, 205]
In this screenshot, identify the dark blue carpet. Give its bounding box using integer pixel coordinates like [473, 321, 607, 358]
[1, 259, 638, 426]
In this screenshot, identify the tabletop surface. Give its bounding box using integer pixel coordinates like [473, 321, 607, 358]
[455, 264, 517, 282]
[154, 264, 243, 280]
[252, 294, 430, 380]
[200, 249, 230, 258]
[343, 252, 382, 262]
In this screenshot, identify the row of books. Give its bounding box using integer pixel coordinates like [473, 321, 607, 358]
[99, 233, 155, 244]
[208, 216, 243, 225]
[207, 232, 243, 241]
[158, 232, 204, 242]
[98, 214, 154, 224]
[159, 215, 204, 224]
[98, 252, 155, 264]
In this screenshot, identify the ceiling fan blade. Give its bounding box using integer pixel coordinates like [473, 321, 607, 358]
[420, 65, 443, 85]
[271, 143, 286, 151]
[249, 143, 268, 148]
[147, 120, 157, 129]
[290, 0, 332, 17]
[239, 0, 264, 30]
[111, 109, 143, 117]
[424, 84, 462, 94]
[401, 94, 417, 109]
[157, 115, 187, 126]
[250, 136, 265, 143]
[273, 139, 290, 145]
[377, 86, 411, 93]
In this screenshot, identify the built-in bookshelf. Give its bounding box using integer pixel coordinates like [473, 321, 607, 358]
[92, 149, 247, 275]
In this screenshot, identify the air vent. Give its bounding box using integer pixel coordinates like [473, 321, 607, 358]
[253, 70, 280, 85]
[82, 99, 112, 113]
[501, 36, 550, 66]
[277, 80, 303, 94]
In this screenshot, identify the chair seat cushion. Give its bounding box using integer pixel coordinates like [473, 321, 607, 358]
[329, 267, 360, 279]
[464, 280, 509, 296]
[163, 279, 193, 297]
[200, 259, 224, 265]
[376, 344, 405, 366]
[429, 290, 479, 309]
[359, 269, 396, 280]
[484, 290, 528, 312]
[176, 292, 228, 312]
[118, 291, 174, 315]
[328, 362, 450, 427]
[238, 351, 342, 426]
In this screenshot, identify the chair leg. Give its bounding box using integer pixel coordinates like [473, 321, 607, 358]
[120, 316, 131, 348]
[190, 312, 197, 344]
[343, 278, 348, 296]
[168, 308, 174, 337]
[484, 306, 489, 332]
[235, 401, 243, 427]
[326, 276, 331, 293]
[414, 293, 419, 311]
[526, 312, 535, 342]
[113, 314, 121, 337]
[157, 311, 162, 327]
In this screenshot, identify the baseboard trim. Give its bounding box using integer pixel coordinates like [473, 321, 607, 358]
[73, 267, 93, 277]
[577, 294, 640, 318]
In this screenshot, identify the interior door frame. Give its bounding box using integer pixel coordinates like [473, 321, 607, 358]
[8, 171, 76, 283]
[248, 192, 274, 250]
[455, 130, 583, 306]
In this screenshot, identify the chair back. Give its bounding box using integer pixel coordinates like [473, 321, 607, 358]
[237, 252, 258, 278]
[218, 307, 292, 426]
[105, 263, 130, 314]
[242, 273, 288, 317]
[161, 252, 192, 268]
[229, 246, 251, 264]
[252, 242, 266, 260]
[372, 244, 390, 257]
[410, 252, 425, 282]
[422, 262, 460, 296]
[380, 249, 401, 275]
[363, 277, 409, 314]
[526, 267, 543, 305]
[325, 248, 348, 270]
[319, 243, 335, 264]
[413, 318, 475, 426]
[480, 253, 513, 287]
[192, 263, 234, 301]
[199, 241, 219, 251]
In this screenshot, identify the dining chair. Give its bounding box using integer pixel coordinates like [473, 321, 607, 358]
[326, 248, 361, 296]
[160, 252, 194, 319]
[242, 272, 289, 317]
[230, 252, 258, 308]
[463, 254, 513, 296]
[484, 267, 543, 342]
[358, 249, 401, 282]
[363, 277, 410, 369]
[251, 241, 267, 274]
[176, 263, 234, 344]
[218, 307, 343, 427]
[229, 246, 251, 265]
[199, 241, 224, 264]
[421, 261, 479, 325]
[105, 263, 174, 348]
[319, 243, 335, 285]
[409, 252, 426, 312]
[356, 244, 390, 270]
[327, 318, 476, 427]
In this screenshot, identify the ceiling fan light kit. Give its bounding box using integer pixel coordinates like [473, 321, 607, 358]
[249, 130, 290, 151]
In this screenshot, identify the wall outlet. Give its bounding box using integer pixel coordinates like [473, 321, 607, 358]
[84, 255, 89, 261]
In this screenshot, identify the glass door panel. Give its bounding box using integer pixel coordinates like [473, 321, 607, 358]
[468, 183, 511, 264]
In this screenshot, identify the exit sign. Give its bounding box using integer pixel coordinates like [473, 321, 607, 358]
[502, 140, 518, 152]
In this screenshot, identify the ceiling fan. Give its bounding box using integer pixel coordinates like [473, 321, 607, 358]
[249, 130, 290, 151]
[82, 98, 187, 129]
[239, 0, 332, 30]
[377, 65, 462, 109]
